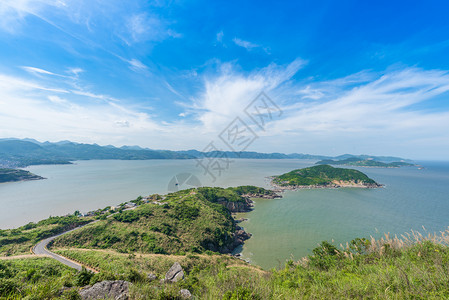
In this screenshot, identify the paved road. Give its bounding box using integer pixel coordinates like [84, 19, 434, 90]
[31, 208, 134, 272]
[32, 222, 99, 272]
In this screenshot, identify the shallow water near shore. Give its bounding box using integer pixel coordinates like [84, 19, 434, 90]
[1, 159, 449, 269]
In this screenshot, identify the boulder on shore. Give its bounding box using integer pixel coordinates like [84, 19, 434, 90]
[79, 280, 130, 300]
[165, 262, 184, 283]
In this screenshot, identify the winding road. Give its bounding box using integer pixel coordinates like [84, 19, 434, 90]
[32, 222, 99, 272]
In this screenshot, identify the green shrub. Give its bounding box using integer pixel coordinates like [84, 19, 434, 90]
[113, 210, 140, 223]
[75, 268, 93, 286]
[223, 287, 261, 300]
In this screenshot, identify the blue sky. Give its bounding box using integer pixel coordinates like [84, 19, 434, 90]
[1, 0, 449, 159]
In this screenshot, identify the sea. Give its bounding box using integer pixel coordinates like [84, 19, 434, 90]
[1, 159, 448, 269]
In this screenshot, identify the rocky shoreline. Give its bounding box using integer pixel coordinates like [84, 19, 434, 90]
[268, 176, 383, 191]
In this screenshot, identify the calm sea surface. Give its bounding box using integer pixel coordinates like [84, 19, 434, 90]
[1, 159, 448, 269]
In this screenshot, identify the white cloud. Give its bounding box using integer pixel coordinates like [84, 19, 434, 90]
[191, 59, 305, 132]
[21, 66, 57, 76]
[48, 95, 67, 104]
[67, 67, 84, 76]
[183, 60, 449, 159]
[233, 37, 258, 50]
[2, 57, 449, 158]
[216, 31, 224, 43]
[127, 59, 149, 73]
[264, 67, 449, 158]
[0, 0, 66, 33]
[233, 37, 270, 53]
[123, 12, 180, 45]
[0, 71, 165, 146]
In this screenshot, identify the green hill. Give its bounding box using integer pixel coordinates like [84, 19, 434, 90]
[49, 187, 273, 255]
[272, 165, 380, 188]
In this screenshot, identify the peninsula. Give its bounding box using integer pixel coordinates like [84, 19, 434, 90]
[271, 165, 382, 189]
[0, 168, 44, 183]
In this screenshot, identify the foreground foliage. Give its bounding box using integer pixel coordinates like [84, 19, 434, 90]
[5, 231, 449, 299]
[0, 257, 80, 299]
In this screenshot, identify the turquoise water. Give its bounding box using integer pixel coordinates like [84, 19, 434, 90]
[236, 161, 449, 268]
[1, 159, 448, 269]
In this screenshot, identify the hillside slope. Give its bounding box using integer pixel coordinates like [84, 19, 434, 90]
[50, 187, 275, 254]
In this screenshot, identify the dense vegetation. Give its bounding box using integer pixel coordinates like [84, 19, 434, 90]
[4, 230, 449, 299]
[0, 216, 92, 256]
[0, 168, 44, 183]
[316, 157, 416, 168]
[50, 187, 258, 254]
[272, 165, 378, 187]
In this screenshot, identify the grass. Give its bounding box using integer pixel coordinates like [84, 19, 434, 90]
[0, 257, 79, 299]
[4, 228, 449, 299]
[50, 229, 449, 299]
[0, 215, 93, 257]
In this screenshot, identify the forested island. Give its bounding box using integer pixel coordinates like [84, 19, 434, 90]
[316, 157, 416, 168]
[0, 168, 44, 183]
[271, 165, 382, 189]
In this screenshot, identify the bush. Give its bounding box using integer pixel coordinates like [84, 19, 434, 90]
[173, 203, 200, 221]
[75, 268, 93, 286]
[113, 210, 140, 223]
[223, 287, 261, 300]
[309, 241, 340, 270]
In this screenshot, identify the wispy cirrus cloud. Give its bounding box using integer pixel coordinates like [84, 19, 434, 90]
[0, 0, 64, 33]
[0, 68, 163, 145]
[233, 37, 270, 54]
[182, 60, 449, 158]
[122, 12, 180, 45]
[127, 59, 149, 73]
[2, 59, 449, 159]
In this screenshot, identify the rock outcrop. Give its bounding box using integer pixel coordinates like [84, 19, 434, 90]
[165, 262, 184, 283]
[217, 197, 253, 212]
[147, 273, 157, 281]
[180, 289, 192, 298]
[79, 280, 130, 300]
[233, 229, 252, 247]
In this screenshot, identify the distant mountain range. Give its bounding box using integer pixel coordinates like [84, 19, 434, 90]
[0, 138, 413, 168]
[316, 157, 416, 168]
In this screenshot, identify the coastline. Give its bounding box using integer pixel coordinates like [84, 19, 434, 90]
[267, 176, 383, 191]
